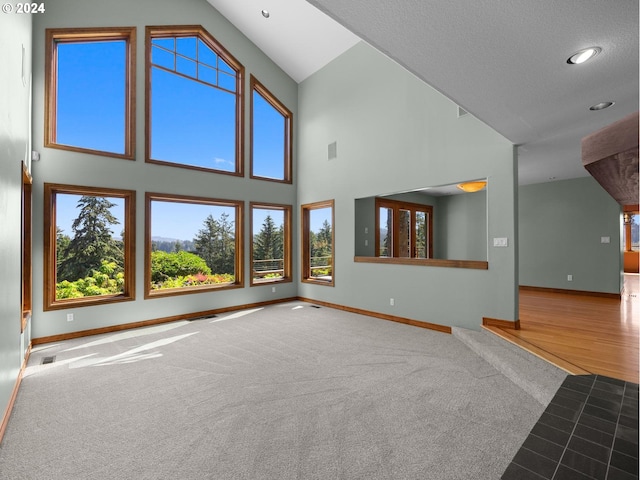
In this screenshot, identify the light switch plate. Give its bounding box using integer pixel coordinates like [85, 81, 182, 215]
[601, 236, 610, 244]
[493, 237, 508, 247]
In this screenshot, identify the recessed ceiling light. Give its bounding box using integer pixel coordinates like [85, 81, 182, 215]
[261, 9, 270, 18]
[567, 47, 601, 65]
[589, 101, 614, 111]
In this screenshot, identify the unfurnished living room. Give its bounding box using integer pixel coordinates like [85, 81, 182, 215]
[0, 0, 638, 479]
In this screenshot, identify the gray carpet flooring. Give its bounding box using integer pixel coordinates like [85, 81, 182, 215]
[0, 301, 563, 479]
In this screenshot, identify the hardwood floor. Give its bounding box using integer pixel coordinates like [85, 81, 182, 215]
[484, 274, 639, 383]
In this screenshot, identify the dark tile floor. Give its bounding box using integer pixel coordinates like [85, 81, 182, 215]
[502, 375, 639, 480]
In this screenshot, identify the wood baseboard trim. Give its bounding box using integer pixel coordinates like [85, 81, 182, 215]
[32, 297, 299, 345]
[296, 297, 452, 334]
[0, 344, 32, 445]
[482, 317, 520, 330]
[482, 325, 591, 376]
[519, 285, 621, 300]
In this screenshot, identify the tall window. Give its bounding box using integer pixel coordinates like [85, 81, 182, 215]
[147, 26, 244, 175]
[302, 200, 334, 286]
[45, 27, 136, 159]
[21, 164, 32, 331]
[145, 193, 243, 298]
[250, 76, 292, 183]
[44, 184, 136, 310]
[623, 211, 639, 252]
[250, 203, 292, 285]
[376, 198, 433, 258]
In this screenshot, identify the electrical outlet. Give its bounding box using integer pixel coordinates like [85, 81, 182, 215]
[567, 275, 573, 281]
[365, 239, 369, 246]
[390, 298, 395, 306]
[272, 286, 276, 293]
[66, 313, 74, 322]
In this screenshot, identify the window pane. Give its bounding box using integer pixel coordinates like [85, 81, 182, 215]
[309, 207, 332, 281]
[198, 39, 217, 67]
[415, 211, 427, 258]
[252, 208, 285, 282]
[176, 36, 197, 59]
[151, 67, 236, 171]
[55, 193, 125, 299]
[379, 207, 392, 257]
[176, 56, 197, 78]
[253, 91, 286, 180]
[149, 199, 238, 292]
[399, 209, 411, 258]
[56, 40, 126, 154]
[626, 213, 639, 252]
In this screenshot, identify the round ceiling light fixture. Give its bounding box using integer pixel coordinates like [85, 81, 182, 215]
[456, 181, 487, 193]
[589, 101, 614, 111]
[567, 47, 601, 65]
[261, 9, 270, 18]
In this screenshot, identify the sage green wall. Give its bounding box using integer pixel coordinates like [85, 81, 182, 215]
[298, 42, 518, 329]
[0, 12, 31, 432]
[519, 177, 622, 294]
[435, 191, 487, 261]
[31, 0, 298, 339]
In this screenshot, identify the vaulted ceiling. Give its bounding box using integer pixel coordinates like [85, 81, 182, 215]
[208, 0, 639, 188]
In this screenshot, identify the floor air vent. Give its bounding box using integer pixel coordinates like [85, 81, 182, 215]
[188, 315, 217, 321]
[41, 356, 56, 365]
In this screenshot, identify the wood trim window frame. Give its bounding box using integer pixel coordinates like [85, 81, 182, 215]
[249, 202, 293, 286]
[145, 25, 245, 176]
[44, 27, 136, 160]
[301, 199, 335, 287]
[374, 197, 434, 259]
[145, 192, 244, 299]
[43, 183, 136, 311]
[249, 75, 293, 184]
[21, 163, 32, 332]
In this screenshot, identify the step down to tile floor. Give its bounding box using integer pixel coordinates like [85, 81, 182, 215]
[452, 326, 567, 406]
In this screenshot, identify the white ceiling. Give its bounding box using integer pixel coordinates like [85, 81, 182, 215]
[207, 0, 639, 187]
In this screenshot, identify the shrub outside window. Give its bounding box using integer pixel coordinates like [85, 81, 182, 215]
[145, 193, 243, 298]
[43, 183, 136, 310]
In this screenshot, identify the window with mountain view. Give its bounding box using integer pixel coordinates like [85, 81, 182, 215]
[145, 193, 243, 297]
[147, 26, 244, 174]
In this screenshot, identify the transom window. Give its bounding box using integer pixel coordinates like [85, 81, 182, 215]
[376, 198, 433, 258]
[45, 27, 136, 159]
[250, 75, 292, 183]
[146, 26, 244, 175]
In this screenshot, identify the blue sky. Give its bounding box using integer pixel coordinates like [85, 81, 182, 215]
[55, 36, 329, 243]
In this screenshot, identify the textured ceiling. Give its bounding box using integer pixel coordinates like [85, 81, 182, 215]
[208, 0, 639, 187]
